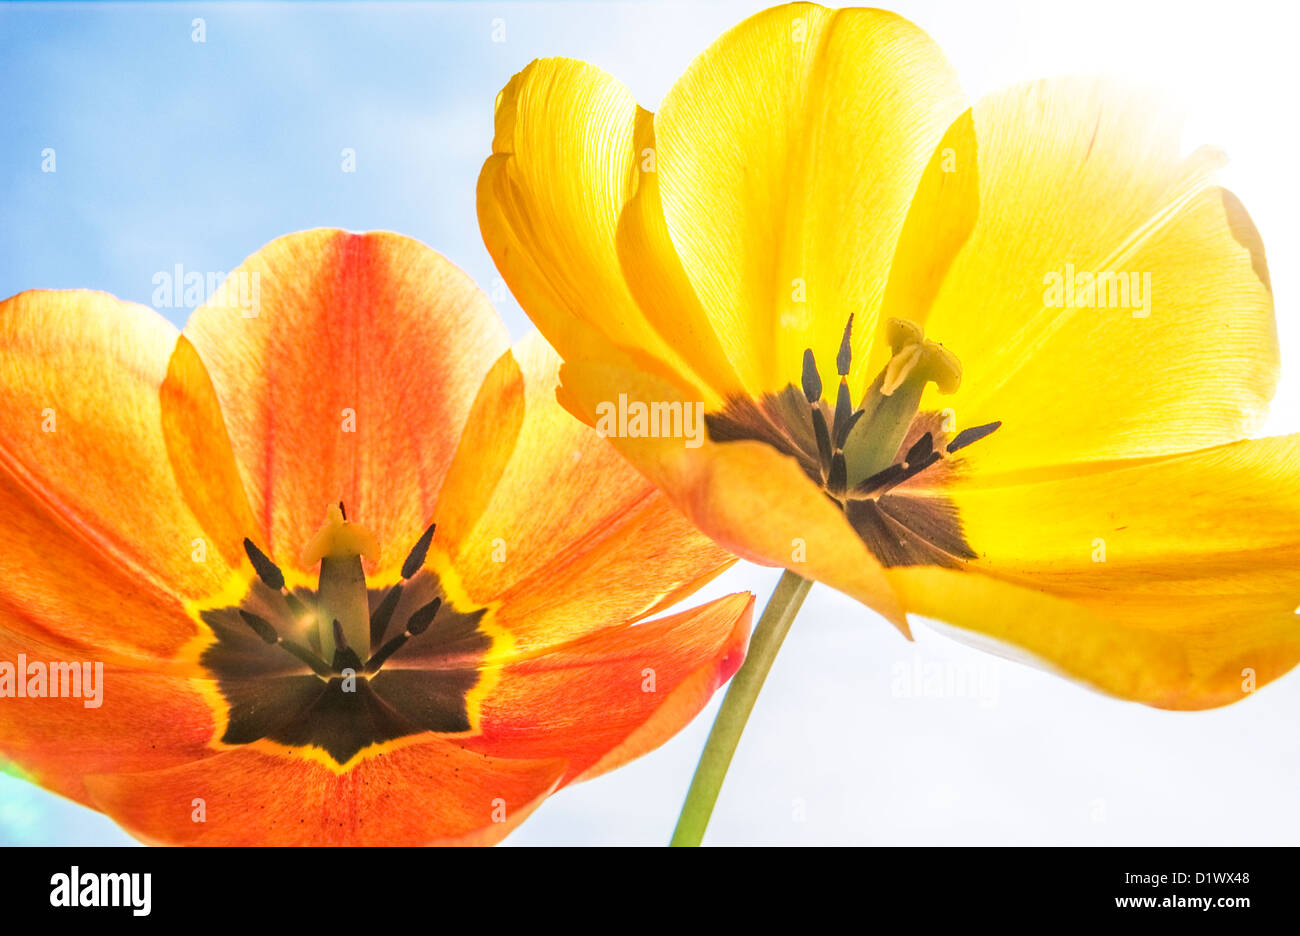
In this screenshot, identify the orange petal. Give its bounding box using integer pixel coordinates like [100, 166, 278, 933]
[182, 230, 509, 575]
[0, 290, 231, 663]
[0, 627, 218, 805]
[445, 335, 738, 651]
[464, 593, 753, 784]
[160, 335, 265, 571]
[83, 741, 566, 845]
[431, 348, 525, 556]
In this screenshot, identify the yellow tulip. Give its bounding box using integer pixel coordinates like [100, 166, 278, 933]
[479, 2, 1299, 718]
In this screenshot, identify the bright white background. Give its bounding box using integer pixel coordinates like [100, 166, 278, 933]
[0, 0, 1296, 844]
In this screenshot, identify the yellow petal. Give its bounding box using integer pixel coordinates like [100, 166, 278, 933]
[918, 78, 1277, 476]
[478, 58, 739, 404]
[866, 108, 980, 379]
[891, 434, 1300, 708]
[654, 2, 967, 396]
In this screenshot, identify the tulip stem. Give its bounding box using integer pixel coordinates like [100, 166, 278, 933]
[670, 569, 812, 846]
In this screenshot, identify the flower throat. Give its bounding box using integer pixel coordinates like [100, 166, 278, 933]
[706, 316, 1001, 568]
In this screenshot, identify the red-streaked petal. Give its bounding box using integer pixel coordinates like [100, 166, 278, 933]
[182, 229, 509, 575]
[465, 593, 752, 783]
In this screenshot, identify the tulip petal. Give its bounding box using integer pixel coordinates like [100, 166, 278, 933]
[431, 348, 525, 554]
[479, 57, 741, 402]
[83, 740, 567, 845]
[654, 3, 967, 395]
[0, 627, 218, 805]
[918, 78, 1277, 475]
[160, 335, 265, 571]
[0, 290, 231, 663]
[867, 108, 980, 378]
[444, 335, 737, 651]
[464, 592, 752, 783]
[891, 435, 1300, 707]
[182, 230, 509, 574]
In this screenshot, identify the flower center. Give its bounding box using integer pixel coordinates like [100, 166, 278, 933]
[238, 503, 441, 676]
[197, 506, 494, 767]
[706, 316, 1001, 567]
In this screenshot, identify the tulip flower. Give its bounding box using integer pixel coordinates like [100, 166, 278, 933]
[0, 229, 753, 845]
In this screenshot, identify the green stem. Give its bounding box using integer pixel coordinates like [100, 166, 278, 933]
[670, 569, 812, 846]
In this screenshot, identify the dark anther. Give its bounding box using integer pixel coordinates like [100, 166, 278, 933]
[338, 500, 347, 520]
[801, 349, 822, 403]
[947, 420, 1002, 453]
[401, 523, 437, 580]
[239, 609, 279, 645]
[369, 584, 404, 646]
[407, 597, 442, 636]
[827, 452, 847, 497]
[836, 314, 854, 377]
[364, 599, 440, 673]
[853, 463, 906, 498]
[243, 538, 285, 591]
[811, 407, 833, 478]
[904, 432, 934, 468]
[330, 620, 365, 672]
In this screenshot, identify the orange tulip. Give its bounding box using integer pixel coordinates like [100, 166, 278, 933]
[0, 229, 751, 845]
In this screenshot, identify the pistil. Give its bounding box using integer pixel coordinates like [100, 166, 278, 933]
[839, 318, 962, 489]
[301, 502, 379, 663]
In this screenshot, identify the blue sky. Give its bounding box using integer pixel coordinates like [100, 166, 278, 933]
[2, 0, 1299, 846]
